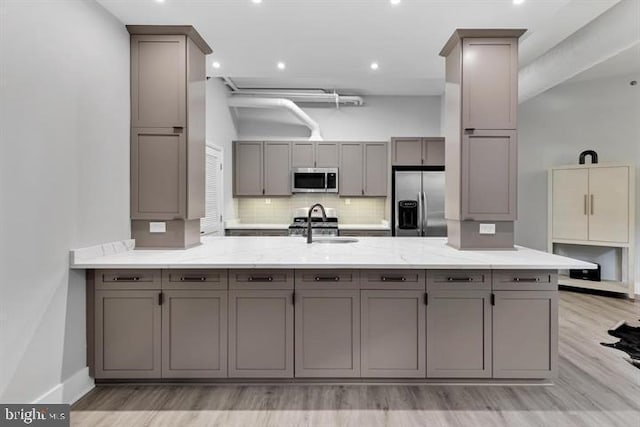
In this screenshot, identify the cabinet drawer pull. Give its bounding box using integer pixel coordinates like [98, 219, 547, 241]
[113, 276, 140, 281]
[447, 277, 473, 282]
[513, 277, 540, 283]
[590, 194, 594, 215]
[464, 128, 476, 133]
[248, 276, 273, 282]
[381, 276, 406, 282]
[180, 276, 207, 282]
[583, 194, 588, 215]
[314, 276, 340, 282]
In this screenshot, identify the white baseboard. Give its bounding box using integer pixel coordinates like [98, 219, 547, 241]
[33, 367, 95, 405]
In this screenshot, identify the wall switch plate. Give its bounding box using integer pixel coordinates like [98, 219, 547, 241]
[479, 223, 496, 235]
[149, 222, 166, 233]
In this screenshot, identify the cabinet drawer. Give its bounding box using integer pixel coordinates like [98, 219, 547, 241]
[96, 269, 161, 290]
[360, 270, 425, 290]
[427, 270, 490, 291]
[162, 269, 228, 290]
[295, 270, 360, 289]
[229, 269, 294, 290]
[493, 270, 557, 291]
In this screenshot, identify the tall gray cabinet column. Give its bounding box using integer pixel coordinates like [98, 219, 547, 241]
[128, 26, 212, 248]
[440, 29, 525, 249]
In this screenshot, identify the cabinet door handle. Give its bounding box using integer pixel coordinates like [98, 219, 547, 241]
[381, 276, 406, 282]
[113, 276, 140, 281]
[158, 292, 165, 306]
[447, 277, 473, 282]
[180, 276, 207, 282]
[314, 276, 340, 282]
[590, 194, 594, 215]
[584, 194, 588, 215]
[490, 293, 495, 306]
[248, 276, 273, 282]
[424, 293, 429, 305]
[513, 277, 540, 283]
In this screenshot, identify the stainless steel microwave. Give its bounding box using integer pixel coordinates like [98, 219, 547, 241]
[291, 168, 338, 193]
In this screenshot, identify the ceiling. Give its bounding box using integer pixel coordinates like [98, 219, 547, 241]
[98, 0, 620, 96]
[567, 43, 640, 84]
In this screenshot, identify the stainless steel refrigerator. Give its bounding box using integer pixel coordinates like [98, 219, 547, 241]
[392, 167, 446, 237]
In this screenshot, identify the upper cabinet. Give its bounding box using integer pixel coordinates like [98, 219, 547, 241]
[392, 137, 445, 166]
[551, 165, 632, 244]
[292, 141, 339, 168]
[131, 35, 187, 128]
[339, 142, 388, 197]
[461, 38, 518, 130]
[233, 141, 292, 196]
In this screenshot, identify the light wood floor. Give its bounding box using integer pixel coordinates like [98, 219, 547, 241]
[71, 291, 640, 427]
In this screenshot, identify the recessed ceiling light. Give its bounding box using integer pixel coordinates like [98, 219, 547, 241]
[155, 0, 165, 3]
[370, 62, 379, 70]
[390, 0, 401, 5]
[277, 61, 286, 70]
[513, 0, 525, 4]
[252, 0, 262, 4]
[212, 61, 221, 69]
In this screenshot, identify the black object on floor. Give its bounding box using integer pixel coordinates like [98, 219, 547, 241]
[601, 321, 640, 369]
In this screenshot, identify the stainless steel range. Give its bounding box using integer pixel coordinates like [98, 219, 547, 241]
[288, 207, 338, 237]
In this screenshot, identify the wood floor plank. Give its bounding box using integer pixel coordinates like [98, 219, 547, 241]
[71, 291, 640, 427]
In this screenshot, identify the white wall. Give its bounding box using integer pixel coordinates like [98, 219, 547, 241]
[517, 73, 640, 293]
[0, 0, 130, 403]
[236, 95, 442, 141]
[206, 78, 239, 222]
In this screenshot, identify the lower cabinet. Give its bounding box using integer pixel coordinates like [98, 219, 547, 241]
[361, 290, 425, 378]
[492, 291, 558, 378]
[161, 290, 227, 378]
[95, 290, 162, 379]
[426, 290, 492, 378]
[295, 289, 360, 377]
[228, 290, 294, 377]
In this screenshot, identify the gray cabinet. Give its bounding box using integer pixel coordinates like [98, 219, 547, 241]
[234, 141, 292, 196]
[295, 289, 360, 377]
[131, 35, 186, 128]
[95, 290, 161, 379]
[392, 137, 445, 166]
[339, 143, 364, 196]
[264, 142, 292, 196]
[161, 290, 227, 378]
[339, 142, 388, 197]
[229, 290, 294, 377]
[426, 290, 492, 378]
[292, 141, 339, 168]
[361, 290, 426, 378]
[233, 141, 264, 196]
[316, 142, 340, 167]
[131, 128, 186, 220]
[364, 143, 388, 196]
[493, 291, 558, 379]
[461, 130, 517, 221]
[128, 27, 211, 248]
[462, 38, 518, 130]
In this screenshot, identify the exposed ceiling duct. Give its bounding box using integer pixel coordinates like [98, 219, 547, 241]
[222, 77, 364, 107]
[227, 96, 323, 141]
[519, 0, 640, 103]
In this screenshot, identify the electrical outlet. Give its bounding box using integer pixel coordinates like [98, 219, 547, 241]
[345, 199, 351, 205]
[265, 198, 271, 204]
[149, 222, 166, 233]
[479, 223, 496, 235]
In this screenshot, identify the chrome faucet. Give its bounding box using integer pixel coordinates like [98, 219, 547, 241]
[307, 203, 327, 244]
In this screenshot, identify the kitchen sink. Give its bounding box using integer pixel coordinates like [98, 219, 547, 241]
[312, 237, 359, 244]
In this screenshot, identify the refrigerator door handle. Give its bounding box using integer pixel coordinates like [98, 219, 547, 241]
[422, 191, 427, 236]
[417, 192, 423, 236]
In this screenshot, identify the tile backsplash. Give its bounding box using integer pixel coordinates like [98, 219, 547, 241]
[236, 195, 387, 224]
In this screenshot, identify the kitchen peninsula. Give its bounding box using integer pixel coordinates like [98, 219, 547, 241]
[71, 236, 593, 382]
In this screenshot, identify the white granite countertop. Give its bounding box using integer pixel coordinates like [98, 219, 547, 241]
[224, 222, 391, 231]
[70, 236, 595, 270]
